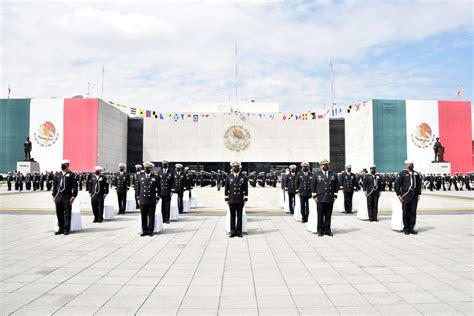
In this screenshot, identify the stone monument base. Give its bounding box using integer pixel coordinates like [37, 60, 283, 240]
[428, 162, 451, 174]
[17, 161, 40, 174]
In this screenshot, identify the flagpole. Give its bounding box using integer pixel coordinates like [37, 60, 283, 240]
[329, 59, 336, 114]
[87, 82, 90, 98]
[101, 65, 105, 100]
[235, 44, 238, 111]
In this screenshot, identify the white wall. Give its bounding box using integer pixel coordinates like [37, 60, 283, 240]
[97, 100, 128, 172]
[344, 101, 374, 172]
[143, 114, 329, 163]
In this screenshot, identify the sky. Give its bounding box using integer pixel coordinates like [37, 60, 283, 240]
[1, 0, 472, 115]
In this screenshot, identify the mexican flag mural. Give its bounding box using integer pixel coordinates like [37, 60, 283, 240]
[347, 99, 472, 174]
[0, 98, 100, 173]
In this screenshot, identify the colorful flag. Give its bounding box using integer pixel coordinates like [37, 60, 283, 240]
[193, 114, 199, 122]
[146, 110, 151, 118]
[173, 113, 180, 121]
[152, 111, 158, 119]
[130, 108, 137, 115]
[159, 113, 164, 120]
[138, 109, 145, 117]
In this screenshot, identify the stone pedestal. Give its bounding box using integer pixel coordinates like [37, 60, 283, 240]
[428, 162, 451, 174]
[17, 161, 40, 174]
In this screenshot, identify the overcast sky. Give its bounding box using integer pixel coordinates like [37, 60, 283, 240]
[1, 0, 472, 113]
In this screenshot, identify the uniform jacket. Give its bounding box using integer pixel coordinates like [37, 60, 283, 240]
[296, 171, 313, 197]
[113, 172, 130, 193]
[52, 171, 78, 200]
[225, 172, 249, 204]
[89, 174, 109, 197]
[285, 173, 298, 193]
[395, 170, 422, 197]
[172, 171, 188, 193]
[135, 172, 161, 205]
[158, 169, 174, 196]
[311, 170, 339, 203]
[340, 171, 357, 193]
[362, 173, 382, 195]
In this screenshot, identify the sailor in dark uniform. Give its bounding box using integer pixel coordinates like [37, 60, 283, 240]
[113, 163, 130, 214]
[134, 164, 143, 209]
[136, 161, 161, 236]
[285, 165, 298, 214]
[7, 172, 13, 191]
[297, 162, 312, 223]
[362, 165, 382, 222]
[395, 160, 422, 235]
[225, 161, 248, 238]
[311, 159, 338, 236]
[52, 159, 78, 235]
[339, 165, 357, 214]
[89, 166, 109, 223]
[159, 160, 174, 224]
[172, 163, 187, 214]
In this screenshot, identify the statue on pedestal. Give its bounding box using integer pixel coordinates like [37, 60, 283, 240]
[433, 137, 445, 162]
[24, 137, 32, 161]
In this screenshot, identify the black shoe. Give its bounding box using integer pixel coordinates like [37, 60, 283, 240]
[348, 211, 353, 214]
[140, 232, 148, 237]
[63, 231, 70, 235]
[93, 219, 98, 223]
[148, 232, 154, 236]
[326, 231, 333, 237]
[369, 219, 373, 222]
[54, 231, 64, 235]
[404, 230, 410, 235]
[318, 232, 324, 236]
[409, 229, 418, 235]
[98, 219, 103, 223]
[237, 233, 243, 238]
[229, 234, 236, 238]
[374, 219, 379, 222]
[165, 221, 170, 224]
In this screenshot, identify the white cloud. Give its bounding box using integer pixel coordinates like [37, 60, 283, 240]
[0, 0, 472, 112]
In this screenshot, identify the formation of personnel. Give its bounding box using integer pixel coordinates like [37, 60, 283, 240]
[2, 158, 468, 238]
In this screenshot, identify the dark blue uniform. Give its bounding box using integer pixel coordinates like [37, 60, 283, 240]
[311, 170, 339, 235]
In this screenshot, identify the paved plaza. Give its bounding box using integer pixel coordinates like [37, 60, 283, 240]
[0, 187, 473, 315]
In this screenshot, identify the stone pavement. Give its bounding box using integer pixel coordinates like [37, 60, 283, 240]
[0, 186, 473, 315]
[0, 209, 473, 315]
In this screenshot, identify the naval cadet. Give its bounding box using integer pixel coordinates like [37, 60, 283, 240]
[134, 164, 143, 209]
[339, 165, 357, 214]
[136, 161, 161, 236]
[225, 161, 248, 238]
[362, 165, 382, 222]
[52, 160, 78, 235]
[311, 159, 338, 236]
[395, 160, 422, 235]
[159, 160, 174, 224]
[297, 162, 312, 223]
[89, 166, 109, 223]
[172, 163, 188, 214]
[285, 165, 298, 214]
[113, 163, 131, 215]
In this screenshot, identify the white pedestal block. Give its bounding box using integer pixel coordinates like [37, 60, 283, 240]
[103, 204, 115, 220]
[138, 208, 164, 234]
[190, 190, 198, 208]
[307, 199, 334, 233]
[170, 194, 180, 220]
[183, 193, 191, 213]
[225, 206, 248, 234]
[357, 192, 369, 220]
[294, 199, 302, 222]
[427, 162, 451, 174]
[390, 198, 419, 232]
[55, 197, 82, 232]
[17, 161, 40, 174]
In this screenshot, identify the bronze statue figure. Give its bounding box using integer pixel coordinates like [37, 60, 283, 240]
[24, 137, 32, 161]
[433, 137, 445, 162]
